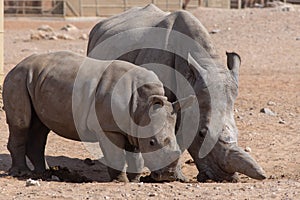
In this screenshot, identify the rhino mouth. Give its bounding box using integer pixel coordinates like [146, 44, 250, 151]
[197, 165, 239, 183]
[196, 143, 267, 182]
[150, 169, 177, 182]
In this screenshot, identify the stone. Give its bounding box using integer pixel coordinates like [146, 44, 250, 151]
[267, 101, 276, 106]
[79, 33, 89, 40]
[148, 192, 157, 197]
[260, 108, 276, 116]
[49, 35, 58, 40]
[279, 118, 286, 124]
[137, 182, 143, 187]
[245, 146, 252, 152]
[210, 29, 220, 34]
[30, 33, 41, 40]
[271, 192, 277, 198]
[37, 25, 53, 32]
[26, 179, 40, 187]
[61, 24, 78, 32]
[57, 34, 75, 40]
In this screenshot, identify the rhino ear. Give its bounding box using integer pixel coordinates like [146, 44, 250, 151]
[226, 52, 241, 83]
[172, 95, 196, 114]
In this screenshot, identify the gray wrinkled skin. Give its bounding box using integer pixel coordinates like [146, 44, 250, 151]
[87, 4, 266, 182]
[3, 51, 196, 182]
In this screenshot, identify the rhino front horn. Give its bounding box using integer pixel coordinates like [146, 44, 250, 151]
[226, 146, 266, 180]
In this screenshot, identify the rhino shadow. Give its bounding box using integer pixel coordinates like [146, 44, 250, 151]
[0, 153, 110, 182]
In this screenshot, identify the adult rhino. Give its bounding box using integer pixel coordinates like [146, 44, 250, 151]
[3, 51, 196, 182]
[87, 4, 266, 182]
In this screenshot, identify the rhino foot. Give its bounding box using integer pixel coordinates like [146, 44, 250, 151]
[108, 167, 129, 182]
[127, 172, 141, 182]
[175, 170, 189, 183]
[112, 173, 129, 183]
[9, 166, 32, 177]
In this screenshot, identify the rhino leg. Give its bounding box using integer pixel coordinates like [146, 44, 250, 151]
[26, 116, 50, 173]
[107, 167, 128, 183]
[98, 132, 128, 182]
[173, 163, 189, 182]
[7, 126, 31, 176]
[125, 143, 143, 182]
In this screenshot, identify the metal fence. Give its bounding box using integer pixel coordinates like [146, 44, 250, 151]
[4, 0, 201, 17]
[4, 0, 64, 16]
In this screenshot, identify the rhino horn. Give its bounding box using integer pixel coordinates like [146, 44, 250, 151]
[226, 51, 241, 84]
[226, 146, 266, 180]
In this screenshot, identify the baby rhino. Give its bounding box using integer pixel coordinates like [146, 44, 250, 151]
[3, 51, 195, 182]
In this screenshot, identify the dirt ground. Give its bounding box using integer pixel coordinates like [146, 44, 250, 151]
[1, 5, 300, 200]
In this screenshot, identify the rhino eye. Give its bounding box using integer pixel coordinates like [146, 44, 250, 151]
[149, 139, 156, 146]
[152, 103, 162, 111]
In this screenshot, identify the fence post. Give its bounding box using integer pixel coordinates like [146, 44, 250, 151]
[78, 0, 82, 16]
[238, 0, 242, 9]
[124, 0, 128, 11]
[0, 0, 4, 84]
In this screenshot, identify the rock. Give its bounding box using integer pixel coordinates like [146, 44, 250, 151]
[137, 182, 143, 187]
[210, 29, 220, 34]
[30, 33, 42, 40]
[267, 101, 276, 106]
[26, 179, 40, 187]
[30, 31, 57, 40]
[271, 192, 277, 198]
[280, 5, 295, 12]
[37, 25, 53, 32]
[61, 24, 78, 32]
[79, 33, 89, 40]
[269, 175, 277, 179]
[260, 108, 276, 116]
[57, 34, 75, 40]
[49, 35, 58, 40]
[237, 115, 243, 120]
[245, 146, 252, 152]
[279, 118, 286, 124]
[289, 113, 295, 117]
[148, 192, 157, 197]
[268, 1, 295, 11]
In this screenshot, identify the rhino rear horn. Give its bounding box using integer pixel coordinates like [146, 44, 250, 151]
[226, 52, 241, 84]
[172, 95, 196, 114]
[226, 146, 266, 180]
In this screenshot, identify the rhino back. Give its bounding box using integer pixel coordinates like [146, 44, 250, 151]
[87, 4, 167, 54]
[3, 51, 94, 141]
[29, 52, 83, 140]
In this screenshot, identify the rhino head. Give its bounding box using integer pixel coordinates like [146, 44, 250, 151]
[134, 93, 196, 181]
[186, 52, 266, 182]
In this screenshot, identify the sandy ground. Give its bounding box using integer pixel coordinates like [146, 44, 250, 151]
[0, 5, 300, 200]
